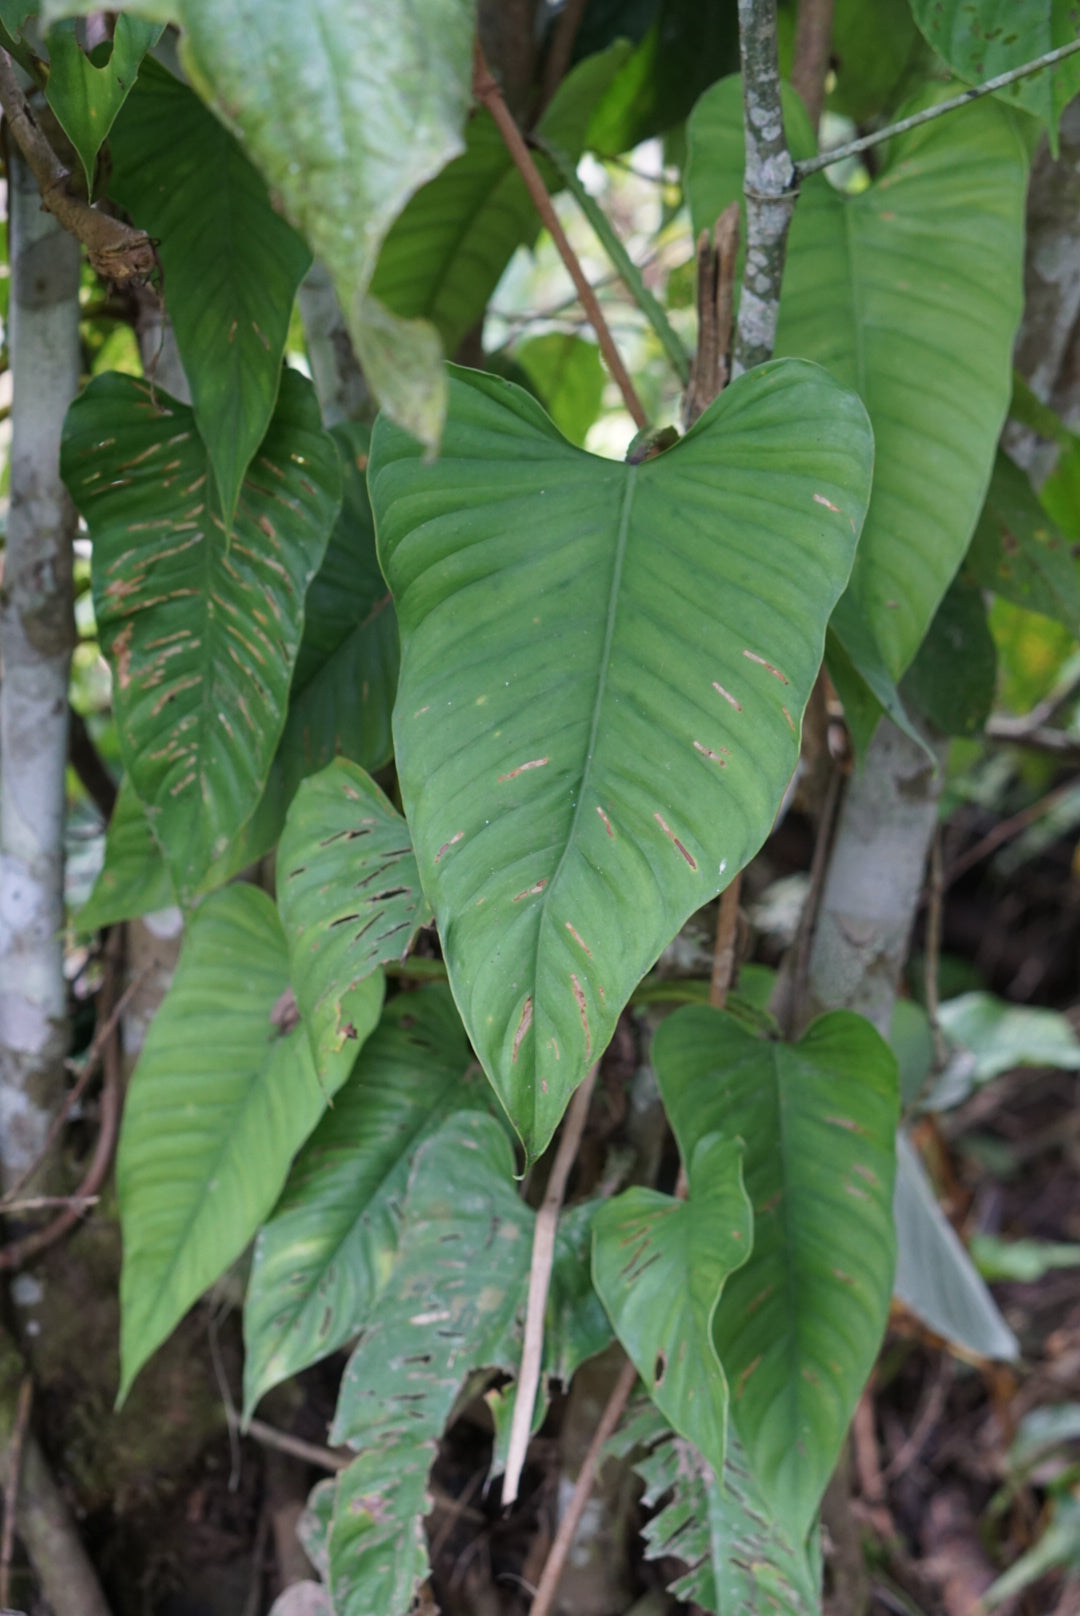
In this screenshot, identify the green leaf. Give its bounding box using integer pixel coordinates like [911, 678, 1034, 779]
[515, 333, 605, 447]
[77, 778, 175, 930]
[971, 1234, 1080, 1283]
[45, 17, 162, 192]
[586, 0, 740, 154]
[107, 59, 312, 522]
[908, 0, 1080, 149]
[118, 885, 362, 1402]
[933, 991, 1080, 1102]
[827, 0, 920, 123]
[371, 41, 630, 358]
[243, 987, 487, 1416]
[611, 1402, 822, 1616]
[155, 0, 478, 449]
[276, 760, 431, 1079]
[968, 452, 1080, 634]
[62, 368, 341, 902]
[326, 1111, 530, 1616]
[372, 362, 872, 1158]
[687, 77, 1028, 678]
[652, 1006, 899, 1543]
[593, 1134, 751, 1479]
[901, 574, 997, 738]
[825, 593, 932, 760]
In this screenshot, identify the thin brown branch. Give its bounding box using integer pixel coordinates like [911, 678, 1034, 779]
[528, 1356, 638, 1616]
[985, 718, 1080, 763]
[0, 1375, 32, 1610]
[239, 1414, 350, 1474]
[709, 876, 743, 1010]
[502, 1065, 598, 1506]
[0, 45, 156, 281]
[943, 780, 1074, 890]
[474, 43, 648, 430]
[790, 0, 835, 130]
[0, 938, 127, 1268]
[1, 1195, 98, 1214]
[683, 203, 740, 428]
[538, 0, 589, 113]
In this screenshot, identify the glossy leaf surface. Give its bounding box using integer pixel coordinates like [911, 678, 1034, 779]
[243, 990, 499, 1416]
[372, 363, 872, 1156]
[687, 77, 1027, 677]
[45, 16, 163, 190]
[516, 333, 605, 447]
[276, 761, 427, 1078]
[108, 60, 311, 522]
[901, 575, 997, 738]
[62, 369, 340, 900]
[593, 1134, 751, 1478]
[653, 1006, 899, 1542]
[118, 886, 356, 1401]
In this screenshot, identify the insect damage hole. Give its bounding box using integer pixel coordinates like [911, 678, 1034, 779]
[653, 1350, 666, 1385]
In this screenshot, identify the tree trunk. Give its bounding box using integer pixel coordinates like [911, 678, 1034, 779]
[0, 150, 80, 1199]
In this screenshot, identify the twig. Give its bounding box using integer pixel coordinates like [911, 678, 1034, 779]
[0, 1376, 32, 1611]
[984, 719, 1080, 763]
[732, 0, 798, 375]
[0, 46, 156, 281]
[527, 1356, 638, 1616]
[0, 965, 144, 1210]
[710, 878, 743, 1010]
[240, 1504, 271, 1616]
[683, 204, 740, 428]
[0, 938, 127, 1269]
[502, 1066, 597, 1506]
[538, 0, 589, 113]
[474, 44, 649, 430]
[851, 1391, 894, 1539]
[1, 1195, 99, 1214]
[790, 0, 835, 130]
[797, 37, 1080, 179]
[239, 1414, 350, 1475]
[533, 134, 691, 385]
[942, 779, 1076, 890]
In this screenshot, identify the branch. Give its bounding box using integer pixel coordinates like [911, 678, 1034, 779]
[68, 706, 118, 821]
[533, 135, 691, 385]
[527, 1357, 638, 1616]
[790, 0, 835, 131]
[0, 46, 156, 281]
[474, 44, 649, 429]
[502, 1065, 597, 1506]
[0, 1375, 32, 1611]
[683, 203, 740, 427]
[797, 37, 1080, 180]
[732, 0, 798, 375]
[538, 0, 589, 113]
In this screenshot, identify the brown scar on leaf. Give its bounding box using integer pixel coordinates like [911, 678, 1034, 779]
[596, 805, 615, 837]
[654, 812, 698, 870]
[547, 1037, 560, 1060]
[228, 319, 238, 342]
[742, 649, 789, 684]
[853, 1163, 879, 1185]
[844, 1182, 870, 1201]
[269, 986, 300, 1036]
[497, 756, 549, 781]
[825, 1114, 868, 1134]
[712, 680, 742, 711]
[512, 997, 533, 1063]
[252, 321, 272, 352]
[570, 973, 591, 1059]
[693, 740, 728, 764]
[813, 492, 841, 513]
[782, 706, 796, 732]
[746, 1283, 775, 1316]
[512, 879, 547, 902]
[565, 921, 591, 955]
[113, 624, 134, 690]
[434, 831, 464, 863]
[832, 1268, 856, 1285]
[735, 1355, 761, 1400]
[257, 514, 277, 540]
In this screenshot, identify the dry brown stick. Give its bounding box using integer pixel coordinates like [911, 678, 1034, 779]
[0, 965, 143, 1210]
[240, 1415, 350, 1475]
[683, 204, 740, 429]
[790, 0, 835, 130]
[0, 46, 156, 281]
[528, 1355, 638, 1616]
[943, 779, 1074, 890]
[502, 1065, 598, 1506]
[0, 1375, 32, 1610]
[474, 44, 648, 431]
[1, 1195, 99, 1214]
[709, 877, 743, 1010]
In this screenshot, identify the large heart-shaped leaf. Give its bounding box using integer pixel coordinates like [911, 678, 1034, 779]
[967, 451, 1080, 634]
[82, 0, 476, 447]
[327, 1111, 530, 1616]
[908, 0, 1080, 149]
[45, 16, 163, 191]
[118, 885, 364, 1402]
[242, 987, 490, 1417]
[372, 362, 872, 1157]
[108, 59, 312, 523]
[276, 760, 431, 1078]
[370, 41, 630, 358]
[62, 368, 341, 901]
[652, 1006, 899, 1543]
[613, 1403, 822, 1615]
[592, 1134, 751, 1478]
[687, 77, 1027, 678]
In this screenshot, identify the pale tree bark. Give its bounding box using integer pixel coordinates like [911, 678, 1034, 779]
[297, 262, 371, 426]
[0, 150, 80, 1198]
